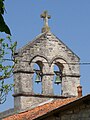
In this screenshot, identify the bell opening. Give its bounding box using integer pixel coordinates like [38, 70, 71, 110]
[33, 63, 42, 94]
[53, 63, 63, 95]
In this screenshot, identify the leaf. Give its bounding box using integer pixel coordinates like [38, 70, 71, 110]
[0, 64, 3, 68]
[2, 43, 8, 48]
[0, 14, 11, 35]
[0, 38, 4, 43]
[7, 36, 11, 42]
[0, 0, 4, 14]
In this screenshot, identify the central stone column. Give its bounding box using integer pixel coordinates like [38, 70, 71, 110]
[42, 74, 54, 95]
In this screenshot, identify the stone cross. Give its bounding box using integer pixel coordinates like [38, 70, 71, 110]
[40, 11, 51, 32]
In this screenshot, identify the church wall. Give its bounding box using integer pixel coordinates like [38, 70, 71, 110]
[43, 103, 90, 120]
[14, 96, 53, 111]
[60, 104, 90, 120]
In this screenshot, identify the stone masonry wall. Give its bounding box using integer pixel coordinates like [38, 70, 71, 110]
[43, 103, 90, 120]
[14, 96, 51, 111]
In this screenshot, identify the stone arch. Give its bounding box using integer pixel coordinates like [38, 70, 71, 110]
[50, 56, 72, 96]
[29, 54, 49, 65]
[50, 56, 72, 75]
[29, 55, 50, 94]
[29, 55, 50, 73]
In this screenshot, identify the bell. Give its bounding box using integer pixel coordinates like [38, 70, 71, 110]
[35, 74, 41, 83]
[54, 75, 62, 84]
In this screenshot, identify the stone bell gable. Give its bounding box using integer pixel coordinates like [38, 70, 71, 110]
[13, 11, 80, 111]
[13, 31, 80, 110]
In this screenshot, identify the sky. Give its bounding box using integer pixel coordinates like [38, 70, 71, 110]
[0, 0, 90, 112]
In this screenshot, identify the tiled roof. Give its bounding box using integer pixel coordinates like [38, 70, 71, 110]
[3, 97, 77, 120]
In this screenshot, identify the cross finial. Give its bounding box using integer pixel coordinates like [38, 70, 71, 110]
[40, 11, 51, 33]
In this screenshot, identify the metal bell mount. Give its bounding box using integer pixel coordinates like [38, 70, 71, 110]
[54, 71, 62, 84]
[54, 75, 62, 84]
[35, 73, 41, 83]
[34, 69, 42, 83]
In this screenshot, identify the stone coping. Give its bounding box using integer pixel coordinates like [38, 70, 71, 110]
[13, 92, 75, 98]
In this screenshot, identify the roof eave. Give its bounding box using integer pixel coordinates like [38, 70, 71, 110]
[35, 94, 90, 120]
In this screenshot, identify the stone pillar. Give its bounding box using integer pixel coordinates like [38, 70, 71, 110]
[42, 74, 53, 95]
[62, 76, 68, 96]
[14, 72, 34, 94]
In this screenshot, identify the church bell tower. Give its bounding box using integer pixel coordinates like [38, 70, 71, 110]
[13, 11, 80, 111]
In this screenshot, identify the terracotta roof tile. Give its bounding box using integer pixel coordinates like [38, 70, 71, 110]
[3, 97, 77, 120]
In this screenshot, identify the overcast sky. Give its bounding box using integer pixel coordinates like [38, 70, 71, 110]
[0, 0, 90, 112]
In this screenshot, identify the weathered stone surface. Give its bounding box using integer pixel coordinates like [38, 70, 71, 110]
[42, 103, 90, 120]
[13, 31, 80, 111]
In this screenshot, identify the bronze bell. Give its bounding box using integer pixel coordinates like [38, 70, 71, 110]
[54, 75, 62, 84]
[35, 74, 41, 83]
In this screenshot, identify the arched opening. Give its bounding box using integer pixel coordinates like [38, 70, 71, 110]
[53, 62, 63, 95]
[33, 61, 43, 94]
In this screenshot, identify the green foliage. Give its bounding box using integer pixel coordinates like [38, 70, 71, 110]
[0, 0, 4, 15]
[0, 36, 17, 80]
[0, 0, 11, 35]
[0, 36, 17, 104]
[0, 0, 17, 104]
[0, 80, 14, 104]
